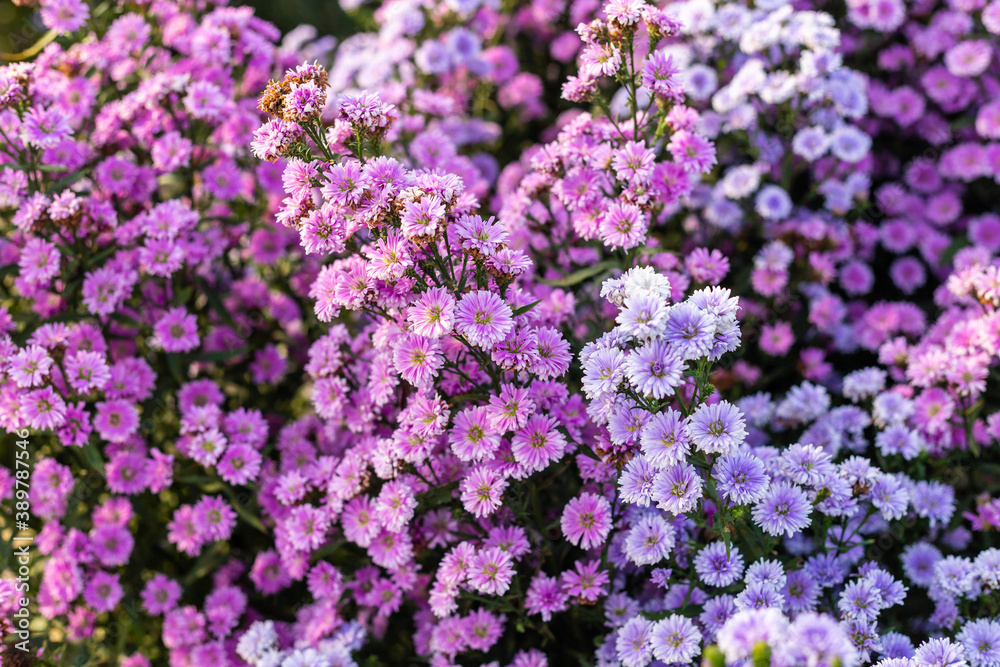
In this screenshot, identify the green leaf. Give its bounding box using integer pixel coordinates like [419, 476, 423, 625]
[536, 260, 619, 287]
[417, 481, 459, 510]
[181, 541, 229, 586]
[232, 500, 267, 534]
[81, 442, 105, 476]
[196, 346, 250, 362]
[512, 299, 543, 317]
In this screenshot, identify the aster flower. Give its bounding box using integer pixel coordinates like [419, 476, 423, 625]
[662, 302, 717, 360]
[524, 573, 568, 622]
[686, 401, 747, 455]
[560, 559, 609, 603]
[957, 619, 1000, 667]
[650, 614, 702, 664]
[511, 415, 566, 473]
[153, 308, 200, 353]
[695, 542, 746, 587]
[652, 462, 703, 515]
[460, 466, 507, 518]
[561, 492, 613, 550]
[624, 513, 676, 565]
[640, 410, 691, 469]
[393, 334, 444, 387]
[713, 452, 769, 505]
[407, 287, 456, 338]
[467, 547, 514, 596]
[600, 202, 648, 250]
[615, 616, 654, 667]
[914, 638, 969, 667]
[753, 482, 812, 537]
[455, 290, 514, 349]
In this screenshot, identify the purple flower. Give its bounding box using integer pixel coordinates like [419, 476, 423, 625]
[695, 542, 745, 587]
[455, 290, 514, 349]
[616, 616, 654, 667]
[651, 462, 703, 515]
[626, 340, 685, 399]
[662, 302, 716, 361]
[561, 492, 613, 550]
[685, 400, 747, 455]
[713, 451, 769, 505]
[752, 481, 812, 537]
[624, 513, 675, 565]
[650, 614, 702, 664]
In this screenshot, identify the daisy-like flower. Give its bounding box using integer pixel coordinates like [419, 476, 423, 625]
[455, 290, 514, 349]
[407, 287, 455, 338]
[400, 195, 445, 239]
[153, 308, 200, 353]
[662, 302, 716, 360]
[652, 462, 703, 515]
[752, 481, 812, 537]
[524, 573, 568, 622]
[23, 387, 67, 430]
[65, 350, 111, 393]
[616, 616, 654, 667]
[611, 141, 656, 183]
[17, 238, 61, 285]
[486, 383, 535, 432]
[735, 580, 786, 611]
[93, 399, 140, 443]
[694, 542, 745, 587]
[640, 409, 691, 469]
[375, 480, 417, 534]
[21, 106, 73, 149]
[617, 291, 669, 340]
[392, 333, 444, 387]
[914, 637, 968, 667]
[713, 451, 769, 505]
[40, 0, 90, 34]
[561, 492, 613, 550]
[957, 619, 1000, 667]
[779, 443, 835, 487]
[626, 340, 686, 399]
[668, 130, 717, 174]
[511, 415, 566, 473]
[581, 345, 627, 400]
[619, 455, 658, 507]
[838, 580, 884, 623]
[141, 574, 182, 617]
[454, 214, 509, 255]
[561, 559, 609, 603]
[600, 202, 648, 250]
[624, 513, 676, 565]
[10, 345, 54, 388]
[460, 466, 507, 518]
[685, 400, 747, 455]
[651, 614, 702, 664]
[467, 547, 514, 596]
[450, 406, 501, 461]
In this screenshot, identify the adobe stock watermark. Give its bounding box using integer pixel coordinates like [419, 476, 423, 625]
[12, 427, 33, 654]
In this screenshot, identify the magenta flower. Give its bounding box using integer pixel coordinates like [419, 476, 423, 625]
[467, 547, 514, 596]
[561, 492, 613, 550]
[454, 290, 514, 349]
[153, 308, 200, 353]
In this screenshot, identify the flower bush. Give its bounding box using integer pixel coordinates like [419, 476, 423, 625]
[1, 0, 1000, 665]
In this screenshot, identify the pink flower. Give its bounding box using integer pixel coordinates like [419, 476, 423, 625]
[467, 547, 514, 596]
[561, 492, 613, 550]
[153, 307, 200, 353]
[455, 291, 514, 349]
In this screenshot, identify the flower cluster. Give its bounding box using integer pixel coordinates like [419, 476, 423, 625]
[3, 0, 1000, 664]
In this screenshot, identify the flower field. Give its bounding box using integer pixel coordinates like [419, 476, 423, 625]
[1, 0, 1000, 665]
